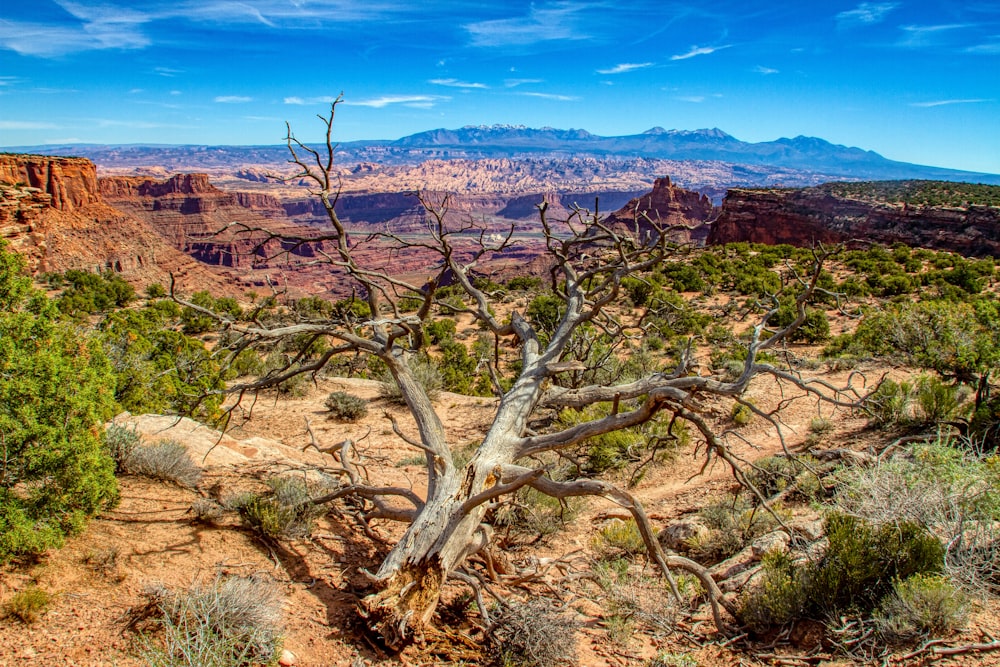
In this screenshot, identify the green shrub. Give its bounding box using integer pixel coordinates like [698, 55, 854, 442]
[866, 379, 913, 427]
[737, 551, 808, 633]
[835, 439, 1000, 593]
[875, 574, 969, 642]
[0, 243, 119, 562]
[808, 513, 944, 616]
[4, 586, 52, 624]
[123, 440, 203, 488]
[138, 575, 283, 667]
[231, 477, 323, 541]
[594, 519, 648, 557]
[324, 391, 368, 422]
[731, 402, 754, 426]
[56, 269, 135, 316]
[914, 376, 966, 424]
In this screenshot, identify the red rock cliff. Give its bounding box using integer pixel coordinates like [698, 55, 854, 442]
[708, 188, 1000, 256]
[0, 154, 100, 211]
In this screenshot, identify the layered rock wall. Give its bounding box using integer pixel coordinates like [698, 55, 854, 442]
[0, 155, 100, 211]
[708, 188, 1000, 256]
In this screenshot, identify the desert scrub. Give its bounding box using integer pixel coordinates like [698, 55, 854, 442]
[737, 550, 808, 633]
[593, 519, 649, 558]
[324, 391, 368, 422]
[103, 423, 141, 473]
[231, 476, 324, 540]
[866, 379, 913, 427]
[136, 575, 283, 667]
[4, 586, 52, 624]
[593, 558, 691, 642]
[835, 438, 1000, 594]
[730, 402, 754, 426]
[875, 574, 969, 642]
[122, 439, 203, 488]
[485, 598, 578, 667]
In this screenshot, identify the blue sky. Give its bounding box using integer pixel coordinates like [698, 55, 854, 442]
[1, 1, 998, 173]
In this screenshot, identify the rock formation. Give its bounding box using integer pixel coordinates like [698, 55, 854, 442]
[602, 176, 718, 244]
[707, 187, 1000, 256]
[0, 155, 100, 211]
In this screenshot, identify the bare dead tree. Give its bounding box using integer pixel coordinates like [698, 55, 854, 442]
[175, 98, 864, 649]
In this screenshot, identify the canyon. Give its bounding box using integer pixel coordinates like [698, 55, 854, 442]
[3, 152, 999, 303]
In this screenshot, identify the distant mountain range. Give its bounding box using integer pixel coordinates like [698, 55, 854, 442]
[7, 125, 999, 185]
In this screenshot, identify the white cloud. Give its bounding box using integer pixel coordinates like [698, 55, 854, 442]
[965, 41, 1000, 54]
[753, 65, 779, 75]
[215, 95, 253, 103]
[465, 4, 590, 48]
[596, 62, 653, 75]
[670, 44, 731, 61]
[897, 24, 971, 48]
[910, 98, 991, 107]
[429, 78, 488, 89]
[675, 95, 705, 103]
[504, 78, 543, 87]
[0, 18, 150, 57]
[155, 67, 183, 77]
[284, 95, 341, 105]
[836, 3, 899, 28]
[341, 95, 449, 108]
[517, 92, 579, 101]
[0, 120, 59, 130]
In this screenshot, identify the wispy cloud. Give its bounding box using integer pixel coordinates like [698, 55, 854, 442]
[517, 92, 579, 101]
[966, 41, 1000, 54]
[670, 44, 731, 61]
[675, 95, 705, 103]
[215, 95, 253, 103]
[155, 67, 183, 77]
[429, 78, 488, 89]
[753, 65, 779, 75]
[4, 0, 419, 58]
[910, 98, 991, 107]
[340, 94, 449, 108]
[0, 120, 60, 130]
[504, 78, 543, 88]
[0, 18, 150, 57]
[465, 4, 590, 48]
[897, 24, 972, 48]
[596, 62, 653, 75]
[284, 95, 341, 105]
[836, 2, 899, 29]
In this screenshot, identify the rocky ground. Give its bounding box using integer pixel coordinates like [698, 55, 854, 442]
[3, 358, 999, 666]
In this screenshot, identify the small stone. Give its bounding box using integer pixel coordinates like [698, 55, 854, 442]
[278, 648, 297, 666]
[658, 517, 711, 552]
[751, 530, 791, 559]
